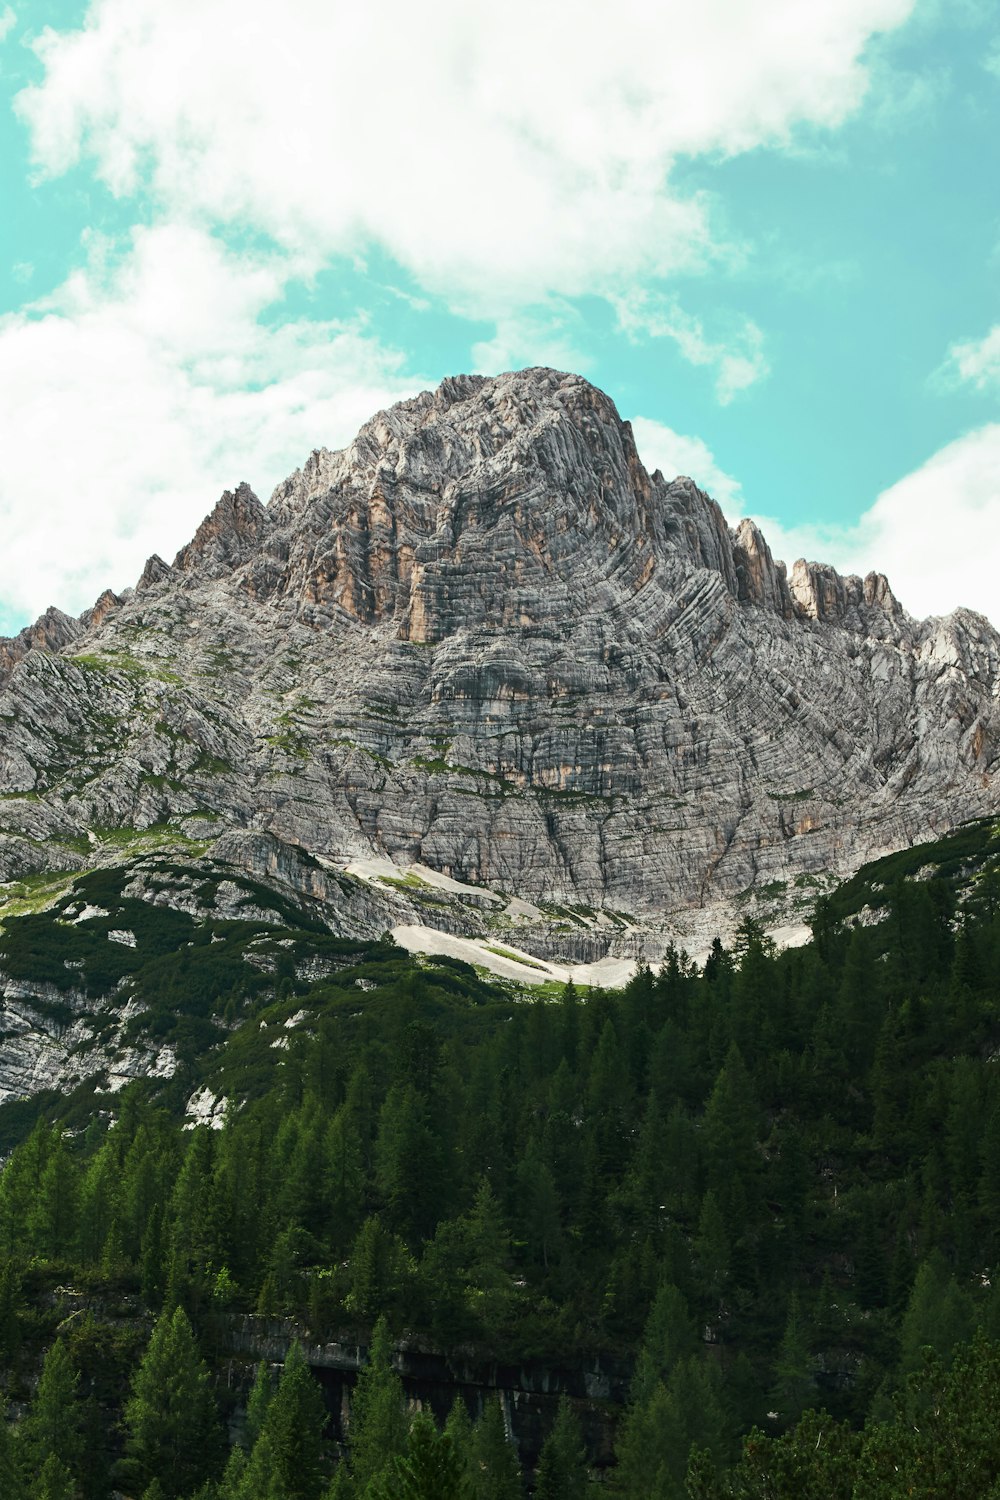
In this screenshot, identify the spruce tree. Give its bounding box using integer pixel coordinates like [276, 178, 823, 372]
[0, 1404, 25, 1500]
[469, 1397, 522, 1500]
[122, 1306, 223, 1498]
[345, 1316, 407, 1494]
[240, 1342, 327, 1500]
[535, 1397, 587, 1500]
[369, 1410, 470, 1500]
[19, 1336, 83, 1483]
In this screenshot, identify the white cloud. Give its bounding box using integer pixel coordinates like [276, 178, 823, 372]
[636, 414, 1000, 627]
[0, 225, 422, 624]
[630, 417, 745, 512]
[941, 324, 1000, 391]
[471, 305, 592, 380]
[616, 293, 770, 402]
[751, 426, 1000, 626]
[16, 0, 914, 313]
[0, 8, 15, 45]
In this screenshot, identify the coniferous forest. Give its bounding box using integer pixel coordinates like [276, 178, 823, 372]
[4, 827, 1000, 1495]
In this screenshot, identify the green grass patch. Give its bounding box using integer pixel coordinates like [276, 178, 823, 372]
[483, 944, 549, 972]
[377, 872, 432, 891]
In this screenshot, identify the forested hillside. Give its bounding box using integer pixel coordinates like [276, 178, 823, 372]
[4, 822, 1000, 1496]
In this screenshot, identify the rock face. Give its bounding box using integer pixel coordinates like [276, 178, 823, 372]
[2, 367, 999, 954]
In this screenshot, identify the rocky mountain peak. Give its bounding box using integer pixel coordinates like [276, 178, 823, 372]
[1, 367, 999, 958]
[136, 554, 174, 592]
[173, 481, 268, 577]
[237, 369, 906, 643]
[0, 605, 83, 689]
[241, 368, 661, 643]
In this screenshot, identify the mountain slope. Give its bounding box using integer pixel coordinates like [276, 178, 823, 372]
[1, 367, 998, 958]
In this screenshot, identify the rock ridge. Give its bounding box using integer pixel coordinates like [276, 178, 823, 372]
[1, 367, 998, 950]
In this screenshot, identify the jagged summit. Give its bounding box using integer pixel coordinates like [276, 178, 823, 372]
[3, 369, 905, 661]
[0, 367, 998, 955]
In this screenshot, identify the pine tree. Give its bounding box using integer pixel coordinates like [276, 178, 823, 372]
[612, 1378, 687, 1499]
[694, 1191, 730, 1314]
[345, 1316, 407, 1494]
[0, 1121, 51, 1259]
[375, 1084, 443, 1243]
[0, 1257, 22, 1369]
[19, 1335, 83, 1483]
[29, 1130, 80, 1261]
[240, 1342, 327, 1500]
[245, 1360, 273, 1450]
[36, 1454, 74, 1500]
[167, 1127, 219, 1292]
[517, 1152, 562, 1275]
[122, 1306, 223, 1498]
[369, 1410, 470, 1500]
[445, 1397, 476, 1490]
[0, 1402, 26, 1500]
[347, 1215, 395, 1321]
[469, 1397, 522, 1500]
[463, 1179, 512, 1328]
[534, 1397, 587, 1500]
[78, 1143, 120, 1267]
[702, 1044, 759, 1233]
[325, 1108, 365, 1255]
[769, 1294, 813, 1428]
[898, 1256, 974, 1381]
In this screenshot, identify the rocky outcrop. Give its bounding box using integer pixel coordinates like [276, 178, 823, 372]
[174, 482, 269, 577]
[230, 1314, 627, 1472]
[0, 605, 83, 690]
[1, 367, 999, 952]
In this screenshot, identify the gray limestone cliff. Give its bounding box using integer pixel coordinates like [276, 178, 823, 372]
[1, 367, 998, 959]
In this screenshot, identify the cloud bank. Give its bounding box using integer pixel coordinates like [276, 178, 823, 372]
[18, 0, 913, 309]
[633, 418, 1000, 626]
[0, 0, 932, 626]
[0, 226, 418, 622]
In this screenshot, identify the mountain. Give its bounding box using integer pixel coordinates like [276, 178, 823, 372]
[1, 366, 998, 971]
[4, 813, 1000, 1493]
[4, 368, 1000, 1492]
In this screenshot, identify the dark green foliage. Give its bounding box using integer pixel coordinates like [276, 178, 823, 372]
[19, 1336, 83, 1483]
[237, 1342, 326, 1500]
[0, 1401, 26, 1500]
[342, 1315, 407, 1493]
[121, 1306, 223, 1498]
[244, 1361, 272, 1451]
[535, 1396, 588, 1499]
[469, 1397, 522, 1500]
[35, 1452, 75, 1500]
[6, 832, 1000, 1494]
[368, 1410, 470, 1500]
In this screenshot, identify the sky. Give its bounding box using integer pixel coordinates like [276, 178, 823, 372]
[1, 0, 999, 633]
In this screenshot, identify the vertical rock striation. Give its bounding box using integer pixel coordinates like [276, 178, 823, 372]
[1, 367, 998, 950]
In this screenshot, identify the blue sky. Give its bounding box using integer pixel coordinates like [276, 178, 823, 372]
[1, 0, 999, 632]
